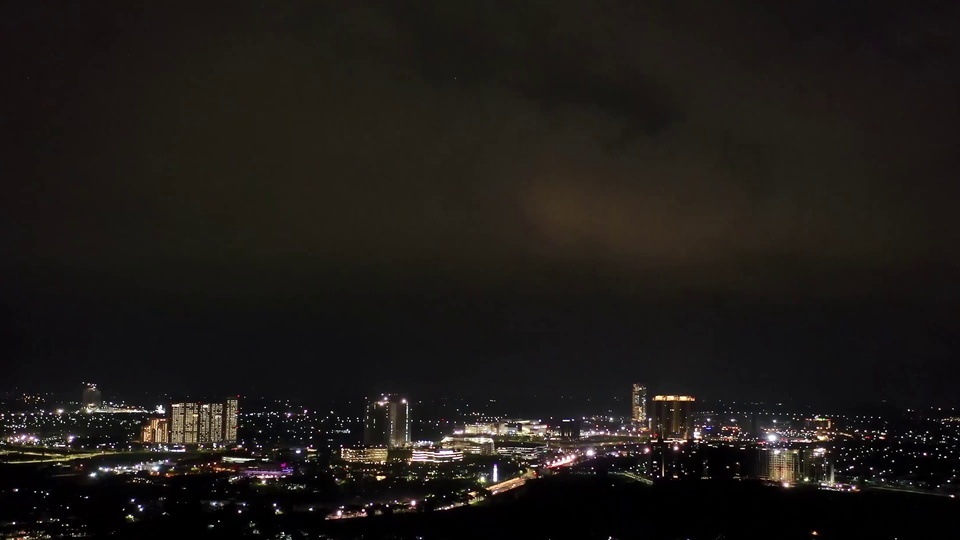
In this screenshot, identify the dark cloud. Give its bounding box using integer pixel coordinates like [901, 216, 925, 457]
[382, 2, 682, 139]
[1, 1, 958, 405]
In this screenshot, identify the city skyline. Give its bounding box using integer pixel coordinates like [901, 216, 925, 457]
[3, 378, 955, 538]
[2, 1, 959, 537]
[0, 381, 908, 427]
[0, 379, 948, 414]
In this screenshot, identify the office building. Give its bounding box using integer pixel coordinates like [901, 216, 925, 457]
[169, 398, 239, 445]
[499, 419, 548, 437]
[547, 418, 581, 440]
[82, 383, 102, 410]
[497, 444, 543, 460]
[631, 383, 647, 425]
[411, 448, 463, 463]
[804, 417, 832, 432]
[441, 436, 495, 455]
[364, 395, 410, 448]
[141, 417, 169, 444]
[341, 446, 389, 464]
[463, 421, 506, 435]
[651, 395, 695, 441]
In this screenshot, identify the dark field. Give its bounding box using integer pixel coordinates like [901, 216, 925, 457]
[103, 475, 952, 540]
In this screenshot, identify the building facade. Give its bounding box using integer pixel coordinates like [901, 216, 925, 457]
[651, 395, 695, 441]
[169, 398, 239, 445]
[441, 436, 495, 455]
[631, 383, 647, 426]
[170, 402, 199, 444]
[546, 418, 581, 440]
[759, 446, 833, 485]
[363, 395, 410, 447]
[141, 417, 169, 444]
[340, 446, 389, 464]
[411, 448, 463, 463]
[198, 403, 224, 444]
[224, 398, 239, 443]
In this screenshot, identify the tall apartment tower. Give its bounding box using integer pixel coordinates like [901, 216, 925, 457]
[141, 417, 170, 444]
[198, 403, 224, 444]
[170, 402, 200, 444]
[224, 398, 239, 443]
[364, 395, 410, 448]
[169, 397, 239, 445]
[651, 395, 695, 441]
[631, 384, 648, 426]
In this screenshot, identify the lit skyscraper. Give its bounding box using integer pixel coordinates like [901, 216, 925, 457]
[631, 383, 647, 426]
[765, 448, 799, 484]
[170, 402, 199, 444]
[364, 395, 410, 448]
[224, 398, 239, 443]
[198, 403, 224, 444]
[651, 395, 695, 441]
[169, 397, 238, 445]
[141, 417, 169, 444]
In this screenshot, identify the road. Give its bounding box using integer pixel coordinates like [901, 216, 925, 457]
[485, 453, 584, 496]
[1, 452, 112, 464]
[865, 485, 957, 498]
[487, 471, 536, 495]
[0, 445, 199, 464]
[613, 471, 654, 485]
[0, 446, 115, 464]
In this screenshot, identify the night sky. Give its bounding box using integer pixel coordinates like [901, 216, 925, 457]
[3, 1, 958, 407]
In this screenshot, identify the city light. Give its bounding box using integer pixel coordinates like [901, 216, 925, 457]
[2, 384, 958, 536]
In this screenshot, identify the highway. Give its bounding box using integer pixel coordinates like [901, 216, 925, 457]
[865, 485, 956, 498]
[544, 453, 577, 468]
[485, 453, 582, 496]
[0, 446, 114, 464]
[613, 471, 654, 485]
[487, 471, 536, 495]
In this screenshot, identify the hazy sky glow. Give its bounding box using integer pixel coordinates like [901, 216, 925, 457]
[3, 1, 958, 406]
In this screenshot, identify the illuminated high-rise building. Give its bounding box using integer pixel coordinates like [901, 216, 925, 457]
[198, 403, 224, 444]
[141, 417, 169, 444]
[765, 448, 800, 484]
[169, 397, 238, 445]
[631, 384, 648, 426]
[757, 446, 833, 485]
[651, 395, 695, 441]
[82, 383, 102, 410]
[364, 395, 410, 448]
[800, 447, 832, 484]
[170, 402, 199, 444]
[224, 398, 239, 443]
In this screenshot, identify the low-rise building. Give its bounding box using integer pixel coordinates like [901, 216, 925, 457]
[441, 436, 495, 455]
[411, 448, 463, 463]
[341, 445, 389, 464]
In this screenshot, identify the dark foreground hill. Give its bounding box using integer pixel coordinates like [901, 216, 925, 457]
[99, 474, 953, 539]
[317, 476, 953, 540]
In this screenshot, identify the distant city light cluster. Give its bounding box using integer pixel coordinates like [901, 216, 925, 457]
[1, 382, 959, 538]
